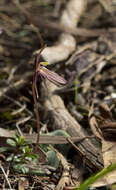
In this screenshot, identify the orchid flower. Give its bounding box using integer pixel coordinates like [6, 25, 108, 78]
[33, 46, 67, 98]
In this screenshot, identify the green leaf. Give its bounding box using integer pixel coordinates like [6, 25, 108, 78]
[13, 155, 22, 162]
[14, 134, 31, 146]
[23, 146, 32, 154]
[0, 147, 12, 153]
[25, 153, 37, 160]
[46, 150, 60, 169]
[6, 154, 14, 161]
[7, 139, 16, 147]
[75, 163, 116, 190]
[13, 133, 20, 142]
[50, 129, 70, 137]
[50, 130, 71, 156]
[17, 136, 25, 145]
[13, 163, 29, 174]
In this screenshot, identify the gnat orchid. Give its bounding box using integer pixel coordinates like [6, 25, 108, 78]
[32, 46, 67, 149]
[33, 46, 67, 98]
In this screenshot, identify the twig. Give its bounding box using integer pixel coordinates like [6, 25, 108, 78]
[3, 94, 32, 117]
[0, 162, 12, 190]
[12, 0, 44, 47]
[16, 116, 31, 137]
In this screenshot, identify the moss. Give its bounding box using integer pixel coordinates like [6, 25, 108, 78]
[0, 111, 13, 120]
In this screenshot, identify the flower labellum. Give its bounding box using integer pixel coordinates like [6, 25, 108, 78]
[38, 63, 67, 86]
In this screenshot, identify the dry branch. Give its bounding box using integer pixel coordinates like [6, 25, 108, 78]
[42, 81, 103, 171]
[41, 0, 87, 64]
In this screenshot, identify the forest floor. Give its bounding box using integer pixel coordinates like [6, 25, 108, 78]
[0, 0, 116, 189]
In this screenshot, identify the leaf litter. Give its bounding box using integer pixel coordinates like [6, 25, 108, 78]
[0, 0, 116, 189]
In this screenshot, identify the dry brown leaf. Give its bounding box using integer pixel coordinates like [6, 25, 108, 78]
[89, 102, 102, 139]
[41, 0, 87, 64]
[99, 0, 114, 12]
[0, 127, 92, 145]
[92, 103, 116, 187]
[18, 177, 29, 190]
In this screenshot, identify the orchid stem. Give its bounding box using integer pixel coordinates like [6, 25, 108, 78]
[32, 78, 40, 152]
[32, 45, 46, 152]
